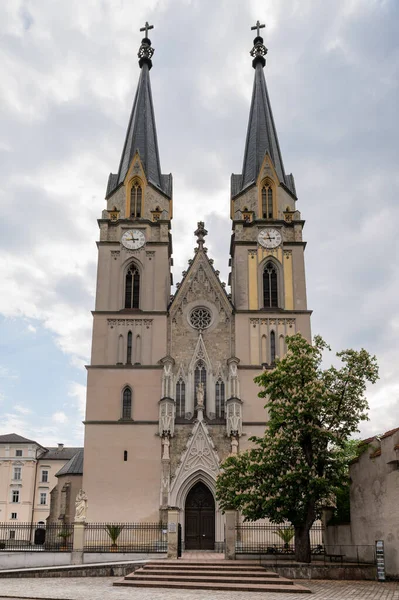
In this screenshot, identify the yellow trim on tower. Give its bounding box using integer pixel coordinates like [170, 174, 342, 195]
[284, 251, 294, 310]
[248, 250, 258, 309]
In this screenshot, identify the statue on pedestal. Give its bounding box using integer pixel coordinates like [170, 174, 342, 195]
[74, 489, 88, 522]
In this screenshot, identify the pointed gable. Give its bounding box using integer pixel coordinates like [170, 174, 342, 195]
[170, 419, 221, 494]
[170, 248, 232, 319]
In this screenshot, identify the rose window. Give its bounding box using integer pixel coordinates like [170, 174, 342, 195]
[189, 307, 212, 330]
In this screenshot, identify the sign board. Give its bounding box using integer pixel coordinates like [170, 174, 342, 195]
[168, 522, 176, 533]
[375, 540, 385, 582]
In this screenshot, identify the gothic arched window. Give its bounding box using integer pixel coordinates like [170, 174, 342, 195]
[261, 183, 274, 219]
[130, 181, 142, 218]
[270, 331, 276, 365]
[215, 378, 225, 419]
[125, 264, 140, 309]
[194, 360, 207, 409]
[127, 331, 132, 364]
[176, 377, 186, 418]
[122, 387, 132, 419]
[263, 261, 278, 308]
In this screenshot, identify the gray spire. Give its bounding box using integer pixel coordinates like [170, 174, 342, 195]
[232, 33, 296, 198]
[106, 29, 172, 199]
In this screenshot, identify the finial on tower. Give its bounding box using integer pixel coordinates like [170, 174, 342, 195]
[194, 221, 208, 249]
[250, 20, 268, 69]
[138, 21, 155, 69]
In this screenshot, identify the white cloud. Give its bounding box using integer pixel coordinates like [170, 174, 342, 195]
[52, 411, 69, 424]
[68, 382, 86, 418]
[27, 324, 37, 333]
[14, 405, 32, 415]
[0, 366, 18, 380]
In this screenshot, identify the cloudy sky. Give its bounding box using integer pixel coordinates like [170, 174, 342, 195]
[0, 0, 398, 446]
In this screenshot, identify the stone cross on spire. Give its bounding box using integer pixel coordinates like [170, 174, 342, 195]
[138, 21, 155, 69]
[251, 20, 265, 37]
[140, 21, 154, 38]
[250, 20, 268, 68]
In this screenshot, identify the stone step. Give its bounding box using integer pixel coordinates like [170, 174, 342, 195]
[114, 578, 311, 593]
[132, 567, 278, 578]
[142, 564, 266, 572]
[143, 561, 265, 570]
[129, 573, 294, 585]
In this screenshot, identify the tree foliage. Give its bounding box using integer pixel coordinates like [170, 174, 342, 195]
[216, 334, 378, 562]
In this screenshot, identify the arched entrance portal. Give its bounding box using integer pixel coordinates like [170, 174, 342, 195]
[184, 481, 215, 550]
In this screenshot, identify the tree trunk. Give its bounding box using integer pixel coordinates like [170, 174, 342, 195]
[294, 524, 311, 562]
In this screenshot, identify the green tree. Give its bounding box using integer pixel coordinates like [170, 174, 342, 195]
[216, 334, 378, 563]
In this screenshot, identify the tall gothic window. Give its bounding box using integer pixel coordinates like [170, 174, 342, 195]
[194, 360, 207, 409]
[263, 261, 278, 308]
[127, 331, 132, 364]
[215, 378, 225, 419]
[261, 183, 273, 219]
[130, 182, 142, 218]
[122, 387, 132, 419]
[270, 331, 276, 364]
[176, 377, 186, 418]
[125, 264, 140, 309]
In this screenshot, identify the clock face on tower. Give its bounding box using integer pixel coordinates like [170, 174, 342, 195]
[121, 229, 146, 250]
[258, 228, 282, 249]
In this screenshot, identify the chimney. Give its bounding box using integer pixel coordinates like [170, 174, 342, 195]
[58, 443, 64, 451]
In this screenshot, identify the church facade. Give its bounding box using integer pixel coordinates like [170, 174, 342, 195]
[82, 27, 312, 551]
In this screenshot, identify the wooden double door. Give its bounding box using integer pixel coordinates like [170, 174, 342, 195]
[184, 482, 215, 550]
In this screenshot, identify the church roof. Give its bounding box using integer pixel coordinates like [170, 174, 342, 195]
[106, 36, 172, 199]
[232, 35, 296, 198]
[56, 449, 84, 477]
[42, 446, 83, 461]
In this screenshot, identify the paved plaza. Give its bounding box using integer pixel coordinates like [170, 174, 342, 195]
[0, 577, 398, 600]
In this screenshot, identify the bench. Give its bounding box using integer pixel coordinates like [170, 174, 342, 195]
[325, 553, 345, 562]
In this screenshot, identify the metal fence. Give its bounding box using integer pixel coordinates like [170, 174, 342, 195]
[235, 523, 324, 555]
[83, 522, 167, 553]
[0, 522, 73, 552]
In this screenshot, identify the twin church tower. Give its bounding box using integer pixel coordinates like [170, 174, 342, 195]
[83, 22, 311, 550]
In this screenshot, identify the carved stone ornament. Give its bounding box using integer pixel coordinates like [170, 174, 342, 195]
[107, 318, 153, 329]
[226, 399, 242, 437]
[170, 419, 220, 497]
[159, 398, 175, 437]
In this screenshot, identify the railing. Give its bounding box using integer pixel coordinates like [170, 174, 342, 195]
[0, 523, 73, 552]
[235, 523, 324, 555]
[83, 522, 167, 553]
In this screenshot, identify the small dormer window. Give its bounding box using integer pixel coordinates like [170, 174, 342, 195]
[261, 183, 273, 219]
[130, 181, 142, 218]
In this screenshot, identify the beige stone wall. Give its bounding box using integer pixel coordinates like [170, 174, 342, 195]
[90, 315, 167, 366]
[83, 424, 161, 522]
[85, 368, 162, 422]
[348, 432, 399, 577]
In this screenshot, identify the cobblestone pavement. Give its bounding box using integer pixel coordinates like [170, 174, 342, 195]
[0, 578, 398, 600]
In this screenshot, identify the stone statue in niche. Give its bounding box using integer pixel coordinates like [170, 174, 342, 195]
[74, 489, 88, 522]
[161, 434, 170, 460]
[162, 361, 173, 398]
[196, 383, 204, 408]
